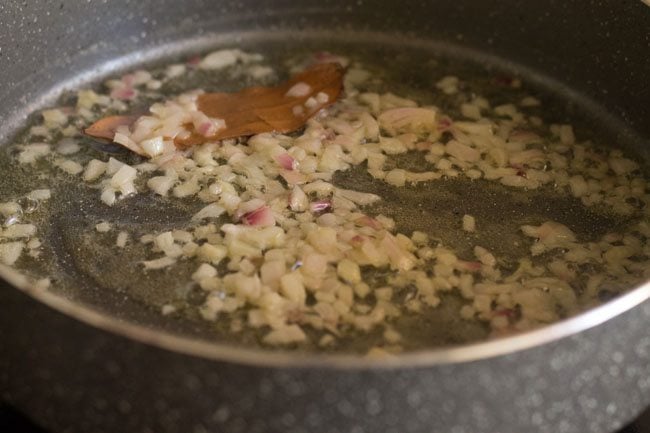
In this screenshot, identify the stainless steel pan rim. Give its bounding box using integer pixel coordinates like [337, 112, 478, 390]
[4, 263, 648, 369]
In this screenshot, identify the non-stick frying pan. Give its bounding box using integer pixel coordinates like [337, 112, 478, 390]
[1, 1, 649, 432]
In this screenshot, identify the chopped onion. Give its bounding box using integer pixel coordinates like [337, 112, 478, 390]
[310, 199, 331, 213]
[142, 256, 177, 270]
[110, 164, 137, 189]
[100, 188, 117, 206]
[192, 263, 218, 282]
[110, 86, 137, 101]
[235, 199, 266, 220]
[446, 140, 481, 163]
[285, 82, 312, 98]
[2, 224, 36, 239]
[199, 49, 240, 70]
[263, 325, 306, 345]
[354, 215, 383, 230]
[0, 241, 24, 265]
[18, 143, 50, 164]
[56, 138, 81, 155]
[116, 231, 129, 248]
[276, 153, 297, 170]
[95, 222, 111, 232]
[381, 232, 417, 272]
[54, 159, 84, 175]
[83, 160, 107, 182]
[280, 170, 307, 185]
[462, 214, 476, 232]
[27, 189, 51, 201]
[140, 136, 166, 158]
[147, 176, 175, 196]
[456, 260, 482, 272]
[289, 186, 308, 212]
[242, 206, 275, 227]
[192, 203, 226, 221]
[335, 188, 381, 205]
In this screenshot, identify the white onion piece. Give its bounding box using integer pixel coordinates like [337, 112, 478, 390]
[335, 188, 381, 205]
[381, 233, 416, 271]
[140, 136, 165, 157]
[289, 186, 308, 212]
[147, 176, 175, 196]
[142, 256, 177, 270]
[0, 241, 24, 265]
[446, 140, 481, 162]
[56, 138, 81, 155]
[100, 188, 117, 206]
[310, 199, 331, 213]
[110, 164, 137, 188]
[276, 153, 297, 170]
[83, 160, 107, 182]
[2, 224, 36, 239]
[0, 202, 20, 217]
[55, 159, 83, 175]
[192, 203, 226, 221]
[106, 157, 126, 175]
[285, 82, 312, 98]
[116, 231, 129, 248]
[354, 215, 383, 230]
[27, 189, 51, 201]
[18, 143, 50, 164]
[242, 206, 275, 227]
[199, 49, 239, 70]
[235, 199, 266, 220]
[378, 107, 437, 136]
[263, 325, 306, 345]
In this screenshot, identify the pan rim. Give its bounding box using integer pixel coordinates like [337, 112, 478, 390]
[3, 264, 649, 369]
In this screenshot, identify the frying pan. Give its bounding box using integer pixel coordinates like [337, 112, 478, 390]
[1, 1, 649, 432]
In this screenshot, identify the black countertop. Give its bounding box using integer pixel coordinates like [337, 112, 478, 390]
[2, 404, 650, 433]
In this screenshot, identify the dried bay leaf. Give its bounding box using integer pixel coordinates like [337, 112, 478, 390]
[84, 63, 345, 154]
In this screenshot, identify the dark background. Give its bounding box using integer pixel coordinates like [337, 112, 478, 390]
[2, 403, 650, 433]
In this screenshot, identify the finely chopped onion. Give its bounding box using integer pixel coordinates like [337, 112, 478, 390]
[4, 48, 650, 351]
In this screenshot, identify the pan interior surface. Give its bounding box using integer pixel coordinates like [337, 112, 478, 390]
[1, 30, 648, 357]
